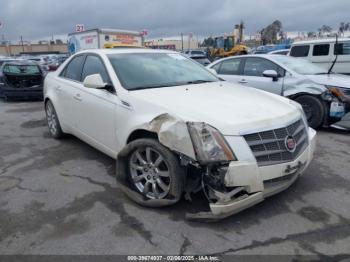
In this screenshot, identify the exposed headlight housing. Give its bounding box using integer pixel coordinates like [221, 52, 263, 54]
[187, 122, 236, 164]
[325, 85, 350, 102]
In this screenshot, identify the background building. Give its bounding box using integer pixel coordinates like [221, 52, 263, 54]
[145, 36, 199, 51]
[0, 43, 68, 56]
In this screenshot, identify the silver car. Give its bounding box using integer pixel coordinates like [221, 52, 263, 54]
[208, 54, 350, 130]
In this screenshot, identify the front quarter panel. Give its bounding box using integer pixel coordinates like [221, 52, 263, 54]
[283, 74, 327, 97]
[114, 93, 196, 160]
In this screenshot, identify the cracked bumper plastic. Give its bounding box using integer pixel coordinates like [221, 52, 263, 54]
[187, 127, 317, 221]
[331, 112, 350, 130]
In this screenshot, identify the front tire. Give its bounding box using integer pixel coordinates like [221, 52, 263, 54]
[295, 95, 325, 129]
[45, 100, 64, 139]
[124, 138, 184, 205]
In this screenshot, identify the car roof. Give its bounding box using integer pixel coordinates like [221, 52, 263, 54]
[2, 60, 39, 66]
[292, 38, 350, 45]
[208, 54, 288, 67]
[75, 48, 179, 56]
[268, 49, 290, 54]
[214, 54, 277, 61]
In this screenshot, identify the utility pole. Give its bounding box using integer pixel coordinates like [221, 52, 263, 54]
[20, 35, 24, 53]
[181, 32, 183, 51]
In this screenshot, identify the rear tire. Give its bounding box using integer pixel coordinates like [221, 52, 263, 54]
[295, 95, 325, 129]
[45, 100, 64, 139]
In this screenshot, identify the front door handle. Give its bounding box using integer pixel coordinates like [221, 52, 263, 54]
[238, 79, 248, 84]
[73, 93, 82, 102]
[55, 85, 62, 93]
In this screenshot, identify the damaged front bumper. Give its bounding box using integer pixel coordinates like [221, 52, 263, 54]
[187, 127, 317, 221]
[331, 112, 350, 130]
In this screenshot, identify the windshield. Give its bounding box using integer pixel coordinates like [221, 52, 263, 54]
[108, 53, 218, 90]
[3, 65, 41, 75]
[273, 56, 329, 75]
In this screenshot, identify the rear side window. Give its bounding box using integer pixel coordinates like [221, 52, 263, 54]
[81, 55, 110, 83]
[290, 45, 310, 57]
[62, 55, 85, 81]
[217, 59, 241, 75]
[335, 43, 350, 55]
[313, 44, 330, 56]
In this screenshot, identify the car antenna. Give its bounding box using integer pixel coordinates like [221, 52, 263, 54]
[328, 34, 339, 75]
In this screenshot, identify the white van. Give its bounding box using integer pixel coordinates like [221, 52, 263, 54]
[289, 38, 350, 75]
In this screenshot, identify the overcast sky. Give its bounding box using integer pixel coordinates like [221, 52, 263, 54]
[0, 0, 349, 42]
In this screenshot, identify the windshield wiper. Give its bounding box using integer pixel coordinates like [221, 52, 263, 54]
[315, 72, 333, 75]
[129, 83, 179, 91]
[186, 80, 216, 84]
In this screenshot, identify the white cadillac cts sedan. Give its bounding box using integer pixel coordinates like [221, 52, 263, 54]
[44, 49, 316, 220]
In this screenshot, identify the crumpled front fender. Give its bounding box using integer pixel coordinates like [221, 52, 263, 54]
[283, 78, 327, 97]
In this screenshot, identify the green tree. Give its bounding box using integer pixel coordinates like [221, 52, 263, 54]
[260, 20, 282, 45]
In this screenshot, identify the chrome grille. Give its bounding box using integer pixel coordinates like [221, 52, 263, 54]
[243, 119, 309, 166]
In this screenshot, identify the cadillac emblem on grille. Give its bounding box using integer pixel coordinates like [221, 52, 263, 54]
[285, 136, 297, 153]
[243, 119, 309, 166]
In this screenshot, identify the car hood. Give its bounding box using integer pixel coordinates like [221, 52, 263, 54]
[129, 82, 300, 135]
[305, 74, 350, 89]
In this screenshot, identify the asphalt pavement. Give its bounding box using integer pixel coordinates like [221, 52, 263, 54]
[0, 101, 349, 259]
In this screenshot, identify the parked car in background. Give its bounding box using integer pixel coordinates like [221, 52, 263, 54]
[25, 55, 50, 72]
[208, 54, 350, 130]
[44, 48, 316, 220]
[289, 38, 350, 75]
[0, 57, 19, 67]
[57, 54, 69, 65]
[253, 44, 291, 54]
[0, 60, 44, 100]
[269, 49, 290, 55]
[184, 49, 206, 57]
[189, 55, 211, 66]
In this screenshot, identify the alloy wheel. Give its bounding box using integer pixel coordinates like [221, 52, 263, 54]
[129, 147, 171, 199]
[46, 102, 58, 136]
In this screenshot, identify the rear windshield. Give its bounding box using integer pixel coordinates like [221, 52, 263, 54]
[3, 65, 41, 75]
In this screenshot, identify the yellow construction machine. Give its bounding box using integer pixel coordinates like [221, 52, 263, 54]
[208, 35, 248, 60]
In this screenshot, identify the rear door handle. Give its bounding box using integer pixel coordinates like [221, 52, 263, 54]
[73, 93, 82, 102]
[238, 79, 248, 84]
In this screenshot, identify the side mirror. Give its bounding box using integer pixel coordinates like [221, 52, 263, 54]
[263, 70, 278, 81]
[83, 74, 106, 89]
[208, 68, 218, 75]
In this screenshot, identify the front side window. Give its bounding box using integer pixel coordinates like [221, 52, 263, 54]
[108, 53, 219, 90]
[313, 44, 330, 56]
[62, 55, 85, 81]
[217, 59, 241, 75]
[335, 42, 350, 55]
[290, 45, 310, 57]
[81, 55, 110, 83]
[243, 58, 284, 77]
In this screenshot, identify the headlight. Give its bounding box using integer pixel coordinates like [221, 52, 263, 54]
[289, 100, 309, 128]
[187, 122, 236, 163]
[325, 85, 350, 101]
